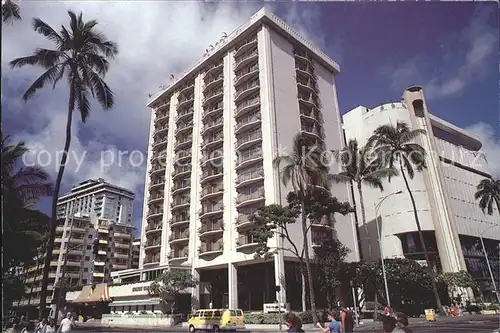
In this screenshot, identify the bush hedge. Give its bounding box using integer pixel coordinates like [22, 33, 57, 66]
[244, 311, 316, 325]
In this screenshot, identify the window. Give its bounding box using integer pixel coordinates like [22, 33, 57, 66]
[88, 234, 93, 239]
[214, 310, 221, 317]
[82, 279, 87, 284]
[87, 245, 91, 250]
[84, 268, 88, 272]
[230, 310, 237, 316]
[85, 256, 90, 261]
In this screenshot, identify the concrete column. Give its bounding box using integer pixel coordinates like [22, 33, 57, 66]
[191, 268, 201, 310]
[228, 263, 238, 309]
[274, 253, 287, 305]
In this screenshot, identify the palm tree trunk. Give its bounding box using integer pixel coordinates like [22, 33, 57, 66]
[357, 183, 372, 261]
[373, 287, 378, 321]
[301, 263, 306, 312]
[39, 84, 76, 318]
[399, 160, 444, 314]
[301, 209, 318, 324]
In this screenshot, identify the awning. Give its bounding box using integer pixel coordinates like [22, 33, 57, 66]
[71, 283, 110, 303]
[109, 299, 162, 307]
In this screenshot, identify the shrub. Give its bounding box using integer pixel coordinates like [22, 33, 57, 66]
[244, 311, 315, 325]
[486, 303, 499, 311]
[465, 305, 482, 314]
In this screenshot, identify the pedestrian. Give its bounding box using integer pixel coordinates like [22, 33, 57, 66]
[42, 319, 55, 333]
[7, 324, 21, 333]
[394, 312, 413, 333]
[283, 312, 305, 333]
[56, 313, 75, 333]
[338, 302, 354, 333]
[316, 309, 341, 333]
[384, 305, 391, 316]
[20, 322, 36, 333]
[35, 319, 46, 333]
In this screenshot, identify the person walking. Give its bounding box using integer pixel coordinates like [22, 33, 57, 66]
[394, 313, 413, 333]
[316, 309, 341, 333]
[283, 312, 305, 333]
[338, 302, 354, 333]
[56, 313, 75, 333]
[20, 322, 36, 333]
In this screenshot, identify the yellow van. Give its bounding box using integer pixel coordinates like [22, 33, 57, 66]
[188, 308, 245, 332]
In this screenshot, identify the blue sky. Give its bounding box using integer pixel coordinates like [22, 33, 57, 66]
[2, 2, 498, 235]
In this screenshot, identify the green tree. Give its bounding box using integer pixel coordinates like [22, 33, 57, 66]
[149, 270, 198, 313]
[313, 238, 350, 307]
[474, 178, 500, 216]
[2, 0, 21, 24]
[273, 133, 331, 323]
[369, 121, 444, 314]
[438, 270, 478, 301]
[331, 139, 398, 260]
[10, 11, 119, 317]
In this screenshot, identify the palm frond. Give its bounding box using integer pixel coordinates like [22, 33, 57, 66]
[32, 18, 64, 47]
[20, 65, 62, 101]
[2, 0, 21, 24]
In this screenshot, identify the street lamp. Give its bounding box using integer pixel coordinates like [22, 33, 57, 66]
[479, 225, 500, 303]
[373, 190, 403, 309]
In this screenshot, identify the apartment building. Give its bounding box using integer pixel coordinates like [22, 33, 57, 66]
[132, 238, 141, 269]
[343, 86, 500, 301]
[17, 213, 134, 312]
[57, 178, 135, 225]
[136, 8, 358, 310]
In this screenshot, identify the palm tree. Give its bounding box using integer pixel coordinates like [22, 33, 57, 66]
[10, 11, 118, 316]
[331, 139, 398, 261]
[2, 0, 21, 24]
[474, 178, 500, 216]
[273, 133, 329, 323]
[369, 120, 444, 314]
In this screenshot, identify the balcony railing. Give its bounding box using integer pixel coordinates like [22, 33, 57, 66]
[199, 242, 224, 254]
[236, 130, 262, 148]
[201, 184, 224, 197]
[170, 249, 189, 259]
[147, 209, 163, 217]
[235, 80, 260, 100]
[199, 219, 224, 234]
[301, 124, 322, 137]
[234, 37, 257, 57]
[202, 118, 223, 133]
[155, 111, 169, 122]
[200, 204, 223, 215]
[176, 121, 194, 133]
[201, 168, 223, 180]
[176, 108, 194, 121]
[205, 62, 223, 75]
[236, 149, 262, 166]
[154, 125, 168, 133]
[172, 182, 190, 192]
[145, 239, 161, 247]
[235, 113, 261, 132]
[149, 178, 165, 186]
[172, 166, 191, 177]
[295, 64, 316, 78]
[237, 169, 264, 184]
[235, 97, 260, 115]
[202, 132, 223, 146]
[169, 230, 189, 242]
[236, 235, 257, 247]
[171, 215, 190, 224]
[235, 64, 259, 83]
[144, 257, 160, 264]
[236, 189, 265, 204]
[235, 48, 258, 68]
[204, 73, 223, 88]
[178, 95, 194, 105]
[203, 88, 223, 101]
[172, 197, 190, 207]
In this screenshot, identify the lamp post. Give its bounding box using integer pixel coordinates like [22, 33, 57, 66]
[479, 225, 500, 303]
[373, 190, 403, 309]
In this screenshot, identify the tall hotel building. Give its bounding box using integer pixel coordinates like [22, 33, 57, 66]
[139, 8, 358, 310]
[57, 178, 135, 225]
[343, 87, 500, 301]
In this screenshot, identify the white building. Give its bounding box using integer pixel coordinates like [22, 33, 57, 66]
[343, 86, 500, 301]
[57, 178, 135, 225]
[135, 8, 358, 310]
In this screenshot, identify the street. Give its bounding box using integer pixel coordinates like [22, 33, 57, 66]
[73, 315, 499, 333]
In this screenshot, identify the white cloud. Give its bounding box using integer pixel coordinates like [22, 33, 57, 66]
[390, 6, 496, 100]
[2, 2, 325, 227]
[465, 122, 500, 179]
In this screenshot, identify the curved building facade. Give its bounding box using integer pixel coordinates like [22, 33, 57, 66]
[343, 87, 499, 301]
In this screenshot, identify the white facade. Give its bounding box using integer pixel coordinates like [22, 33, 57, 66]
[342, 87, 500, 298]
[57, 178, 135, 225]
[137, 8, 357, 310]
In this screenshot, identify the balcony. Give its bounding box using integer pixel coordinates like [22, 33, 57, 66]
[298, 93, 321, 109]
[155, 111, 169, 123]
[149, 164, 165, 175]
[199, 204, 224, 219]
[236, 168, 264, 188]
[151, 152, 166, 162]
[236, 149, 263, 169]
[175, 121, 194, 136]
[169, 230, 189, 244]
[113, 264, 128, 270]
[234, 80, 260, 103]
[235, 97, 260, 118]
[172, 166, 191, 179]
[235, 130, 262, 151]
[200, 167, 223, 183]
[154, 124, 168, 135]
[155, 98, 170, 111]
[234, 64, 259, 88]
[200, 184, 224, 201]
[144, 239, 161, 249]
[169, 248, 189, 261]
[170, 215, 190, 227]
[204, 73, 223, 91]
[179, 84, 194, 96]
[301, 124, 323, 140]
[149, 178, 165, 189]
[199, 242, 224, 257]
[203, 88, 223, 106]
[115, 242, 131, 249]
[201, 132, 223, 150]
[171, 197, 190, 210]
[235, 112, 261, 134]
[152, 135, 168, 150]
[203, 105, 223, 121]
[200, 151, 223, 168]
[173, 152, 192, 165]
[296, 78, 318, 94]
[148, 193, 164, 204]
[172, 182, 191, 195]
[300, 107, 322, 123]
[176, 108, 194, 122]
[234, 48, 258, 72]
[145, 223, 162, 234]
[205, 62, 223, 77]
[295, 64, 317, 81]
[201, 118, 223, 136]
[178, 95, 194, 108]
[294, 51, 313, 65]
[114, 232, 131, 239]
[236, 189, 265, 207]
[143, 256, 160, 265]
[236, 234, 258, 250]
[234, 37, 258, 58]
[198, 219, 224, 237]
[147, 209, 163, 218]
[236, 214, 255, 229]
[113, 252, 129, 259]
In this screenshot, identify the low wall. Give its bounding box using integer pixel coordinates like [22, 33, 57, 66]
[101, 314, 175, 327]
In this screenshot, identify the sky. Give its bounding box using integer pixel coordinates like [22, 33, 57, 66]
[2, 1, 499, 235]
